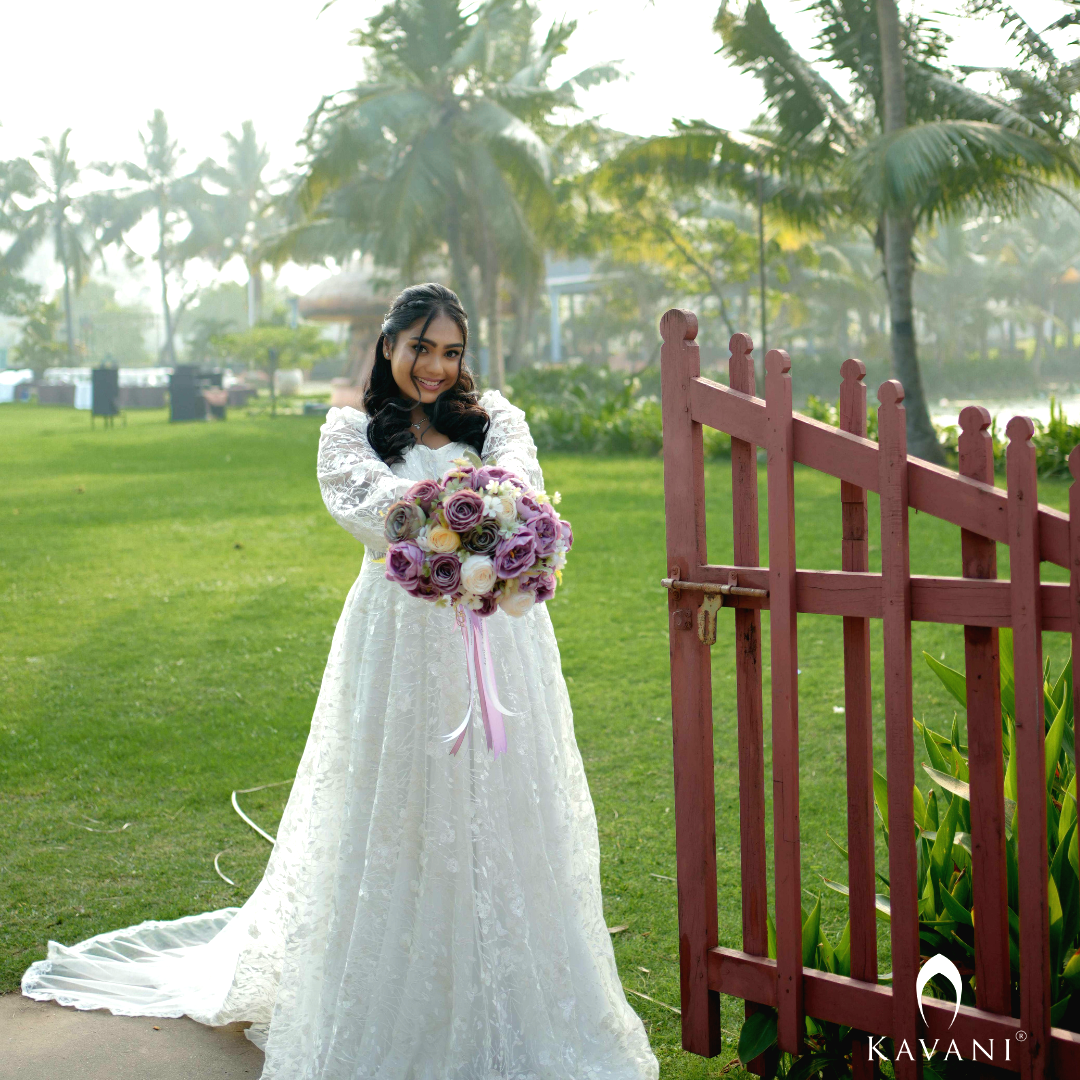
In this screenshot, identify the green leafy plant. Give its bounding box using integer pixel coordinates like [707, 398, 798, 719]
[506, 363, 733, 459]
[738, 633, 1078, 1076]
[734, 899, 867, 1079]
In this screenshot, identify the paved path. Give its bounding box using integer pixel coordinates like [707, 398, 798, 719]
[1, 994, 264, 1079]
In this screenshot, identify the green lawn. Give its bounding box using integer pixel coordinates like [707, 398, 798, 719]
[0, 404, 1071, 1079]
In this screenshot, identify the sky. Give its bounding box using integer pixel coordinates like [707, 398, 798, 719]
[1, 0, 1076, 309]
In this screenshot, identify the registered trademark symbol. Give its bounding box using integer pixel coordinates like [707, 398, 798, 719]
[1015, 1030, 1028, 1042]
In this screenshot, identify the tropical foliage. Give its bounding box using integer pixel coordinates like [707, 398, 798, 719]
[736, 635, 1079, 1076]
[273, 0, 618, 390]
[0, 131, 103, 357]
[210, 323, 338, 415]
[603, 0, 1080, 461]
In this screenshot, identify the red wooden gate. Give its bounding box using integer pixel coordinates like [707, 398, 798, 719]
[660, 308, 1080, 1079]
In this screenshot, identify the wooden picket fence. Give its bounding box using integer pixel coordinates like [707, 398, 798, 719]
[659, 307, 1080, 1079]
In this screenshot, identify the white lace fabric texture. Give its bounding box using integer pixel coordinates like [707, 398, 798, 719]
[22, 388, 660, 1080]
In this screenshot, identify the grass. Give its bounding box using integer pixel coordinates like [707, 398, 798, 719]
[0, 403, 1072, 1079]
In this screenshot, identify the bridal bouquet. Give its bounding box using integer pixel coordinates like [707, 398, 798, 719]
[380, 453, 572, 759]
[381, 454, 572, 617]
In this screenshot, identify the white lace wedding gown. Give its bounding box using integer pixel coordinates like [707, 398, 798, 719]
[22, 389, 660, 1080]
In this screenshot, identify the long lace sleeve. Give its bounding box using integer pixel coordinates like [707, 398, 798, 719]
[316, 406, 413, 551]
[479, 389, 545, 492]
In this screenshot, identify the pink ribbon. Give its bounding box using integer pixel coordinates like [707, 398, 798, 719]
[442, 606, 512, 758]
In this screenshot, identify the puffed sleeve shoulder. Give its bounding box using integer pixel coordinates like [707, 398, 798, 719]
[479, 389, 544, 492]
[316, 406, 414, 551]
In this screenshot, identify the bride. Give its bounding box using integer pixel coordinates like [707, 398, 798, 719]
[22, 282, 660, 1080]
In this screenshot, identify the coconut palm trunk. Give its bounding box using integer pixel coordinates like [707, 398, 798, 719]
[482, 245, 505, 391]
[247, 258, 263, 327]
[60, 259, 75, 360]
[156, 193, 177, 366]
[876, 0, 943, 462]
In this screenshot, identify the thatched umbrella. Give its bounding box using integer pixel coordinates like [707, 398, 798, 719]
[299, 272, 392, 409]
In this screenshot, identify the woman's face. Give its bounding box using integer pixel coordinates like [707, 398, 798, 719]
[387, 312, 465, 404]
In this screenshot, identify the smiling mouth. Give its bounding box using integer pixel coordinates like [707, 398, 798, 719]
[415, 377, 444, 391]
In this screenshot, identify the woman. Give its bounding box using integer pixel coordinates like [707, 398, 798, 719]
[23, 283, 659, 1080]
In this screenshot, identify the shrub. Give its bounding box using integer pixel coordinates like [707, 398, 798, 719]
[505, 362, 730, 458]
[738, 637, 1078, 1078]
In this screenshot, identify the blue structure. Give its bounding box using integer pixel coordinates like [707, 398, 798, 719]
[545, 258, 599, 363]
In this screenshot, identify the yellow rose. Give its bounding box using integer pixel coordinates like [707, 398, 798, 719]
[427, 524, 461, 553]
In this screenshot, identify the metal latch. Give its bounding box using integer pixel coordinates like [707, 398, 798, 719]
[662, 567, 769, 646]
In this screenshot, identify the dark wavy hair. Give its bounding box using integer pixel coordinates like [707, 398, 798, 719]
[363, 282, 490, 464]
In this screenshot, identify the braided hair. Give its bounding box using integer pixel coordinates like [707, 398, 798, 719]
[363, 282, 490, 464]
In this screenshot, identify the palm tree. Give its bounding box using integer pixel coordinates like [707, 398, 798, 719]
[610, 0, 1080, 461]
[198, 121, 277, 327]
[0, 157, 41, 316]
[97, 111, 208, 365]
[273, 0, 616, 390]
[0, 132, 100, 358]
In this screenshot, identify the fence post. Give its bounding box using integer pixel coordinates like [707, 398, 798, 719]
[877, 380, 920, 1079]
[764, 347, 803, 1055]
[729, 333, 770, 1069]
[957, 406, 1011, 1021]
[1071, 447, 1080, 963]
[660, 308, 722, 1056]
[1007, 416, 1050, 1080]
[839, 359, 876, 1080]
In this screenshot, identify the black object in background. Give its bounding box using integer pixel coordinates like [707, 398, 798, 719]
[92, 367, 120, 417]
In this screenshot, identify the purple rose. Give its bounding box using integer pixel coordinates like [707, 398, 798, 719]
[515, 493, 544, 521]
[526, 511, 558, 557]
[463, 518, 501, 554]
[446, 463, 476, 486]
[385, 541, 424, 586]
[522, 573, 557, 603]
[384, 500, 426, 544]
[407, 576, 441, 600]
[485, 466, 527, 490]
[428, 552, 462, 595]
[404, 479, 442, 514]
[558, 518, 573, 551]
[468, 466, 497, 492]
[473, 592, 499, 617]
[443, 488, 485, 532]
[493, 530, 537, 578]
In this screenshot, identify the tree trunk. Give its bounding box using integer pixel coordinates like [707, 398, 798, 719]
[61, 261, 75, 361]
[247, 259, 263, 327]
[876, 0, 943, 463]
[56, 217, 75, 360]
[445, 191, 477, 322]
[483, 249, 505, 391]
[507, 291, 530, 374]
[157, 194, 177, 366]
[269, 348, 279, 417]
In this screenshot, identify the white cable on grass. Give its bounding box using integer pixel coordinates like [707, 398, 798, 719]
[213, 851, 236, 886]
[214, 778, 296, 886]
[230, 778, 295, 846]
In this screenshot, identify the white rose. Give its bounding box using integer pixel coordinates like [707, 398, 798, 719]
[494, 495, 518, 528]
[460, 554, 496, 595]
[499, 585, 535, 618]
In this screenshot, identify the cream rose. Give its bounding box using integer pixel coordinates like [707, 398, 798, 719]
[427, 524, 461, 553]
[460, 554, 496, 595]
[498, 584, 535, 618]
[483, 492, 518, 528]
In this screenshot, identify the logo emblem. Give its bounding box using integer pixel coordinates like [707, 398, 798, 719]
[916, 953, 963, 1028]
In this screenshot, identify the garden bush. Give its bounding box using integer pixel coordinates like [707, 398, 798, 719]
[505, 363, 730, 458]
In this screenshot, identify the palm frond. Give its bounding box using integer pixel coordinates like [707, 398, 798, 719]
[459, 100, 552, 185]
[850, 119, 1080, 222]
[716, 0, 859, 147]
[966, 0, 1059, 69]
